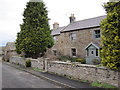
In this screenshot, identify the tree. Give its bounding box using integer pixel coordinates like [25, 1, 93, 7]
[100, 1, 120, 70]
[15, 0, 54, 58]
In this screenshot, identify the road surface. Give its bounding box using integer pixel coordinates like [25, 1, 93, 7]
[0, 58, 2, 90]
[2, 61, 60, 88]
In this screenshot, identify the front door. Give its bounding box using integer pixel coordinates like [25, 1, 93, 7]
[89, 49, 96, 57]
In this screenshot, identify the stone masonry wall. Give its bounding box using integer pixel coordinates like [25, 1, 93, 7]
[47, 61, 118, 87]
[30, 58, 44, 70]
[51, 27, 101, 58]
[10, 56, 45, 70]
[9, 56, 119, 87]
[10, 56, 26, 66]
[51, 35, 63, 56]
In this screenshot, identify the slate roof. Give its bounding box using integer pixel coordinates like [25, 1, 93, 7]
[51, 15, 106, 36]
[51, 26, 65, 36]
[62, 15, 106, 32]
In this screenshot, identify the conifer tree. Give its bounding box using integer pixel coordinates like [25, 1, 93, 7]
[16, 0, 54, 58]
[100, 1, 120, 70]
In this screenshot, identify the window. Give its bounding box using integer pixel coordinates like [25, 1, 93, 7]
[70, 33, 76, 41]
[94, 30, 100, 38]
[71, 48, 76, 57]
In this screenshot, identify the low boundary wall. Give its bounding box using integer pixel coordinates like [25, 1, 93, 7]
[10, 56, 119, 87]
[10, 56, 26, 66]
[30, 58, 44, 70]
[47, 61, 118, 87]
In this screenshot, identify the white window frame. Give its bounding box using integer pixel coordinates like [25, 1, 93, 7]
[70, 33, 76, 41]
[94, 29, 100, 39]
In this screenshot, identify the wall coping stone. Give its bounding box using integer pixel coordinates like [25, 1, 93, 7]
[30, 59, 38, 62]
[11, 56, 25, 60]
[50, 61, 71, 65]
[50, 61, 97, 68]
[49, 61, 117, 71]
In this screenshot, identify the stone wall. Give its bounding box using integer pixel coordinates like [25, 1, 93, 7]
[9, 56, 119, 87]
[10, 56, 26, 66]
[47, 61, 118, 87]
[51, 27, 101, 58]
[30, 58, 44, 70]
[9, 56, 46, 70]
[51, 35, 63, 56]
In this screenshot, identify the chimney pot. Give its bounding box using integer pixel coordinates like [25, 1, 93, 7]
[53, 22, 59, 30]
[69, 14, 76, 23]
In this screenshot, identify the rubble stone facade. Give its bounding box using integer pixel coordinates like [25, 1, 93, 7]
[51, 15, 106, 63]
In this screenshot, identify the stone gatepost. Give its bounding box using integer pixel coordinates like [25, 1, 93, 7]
[44, 58, 49, 72]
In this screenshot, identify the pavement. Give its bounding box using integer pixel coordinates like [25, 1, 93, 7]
[3, 61, 102, 89]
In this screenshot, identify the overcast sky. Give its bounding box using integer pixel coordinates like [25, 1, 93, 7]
[0, 0, 109, 46]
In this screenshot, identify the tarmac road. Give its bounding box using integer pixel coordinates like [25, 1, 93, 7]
[2, 62, 61, 88]
[0, 58, 2, 90]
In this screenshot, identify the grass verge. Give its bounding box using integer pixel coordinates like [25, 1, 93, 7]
[32, 67, 43, 72]
[91, 81, 117, 88]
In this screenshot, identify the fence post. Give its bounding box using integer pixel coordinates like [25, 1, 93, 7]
[44, 58, 49, 72]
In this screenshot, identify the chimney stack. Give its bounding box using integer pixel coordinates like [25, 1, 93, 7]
[53, 22, 59, 30]
[69, 14, 76, 23]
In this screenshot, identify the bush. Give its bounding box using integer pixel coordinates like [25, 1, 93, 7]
[58, 55, 86, 63]
[76, 58, 86, 64]
[26, 59, 31, 67]
[69, 57, 77, 62]
[58, 56, 77, 62]
[100, 2, 120, 70]
[92, 59, 100, 65]
[58, 56, 70, 62]
[6, 59, 9, 62]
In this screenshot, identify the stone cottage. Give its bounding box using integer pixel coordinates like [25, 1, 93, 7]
[51, 14, 106, 64]
[3, 42, 18, 61]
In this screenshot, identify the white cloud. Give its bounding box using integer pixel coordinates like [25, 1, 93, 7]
[0, 0, 29, 46]
[44, 0, 109, 27]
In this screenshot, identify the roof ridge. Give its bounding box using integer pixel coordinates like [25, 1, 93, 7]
[74, 15, 106, 23]
[61, 23, 72, 32]
[61, 15, 106, 32]
[52, 15, 106, 35]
